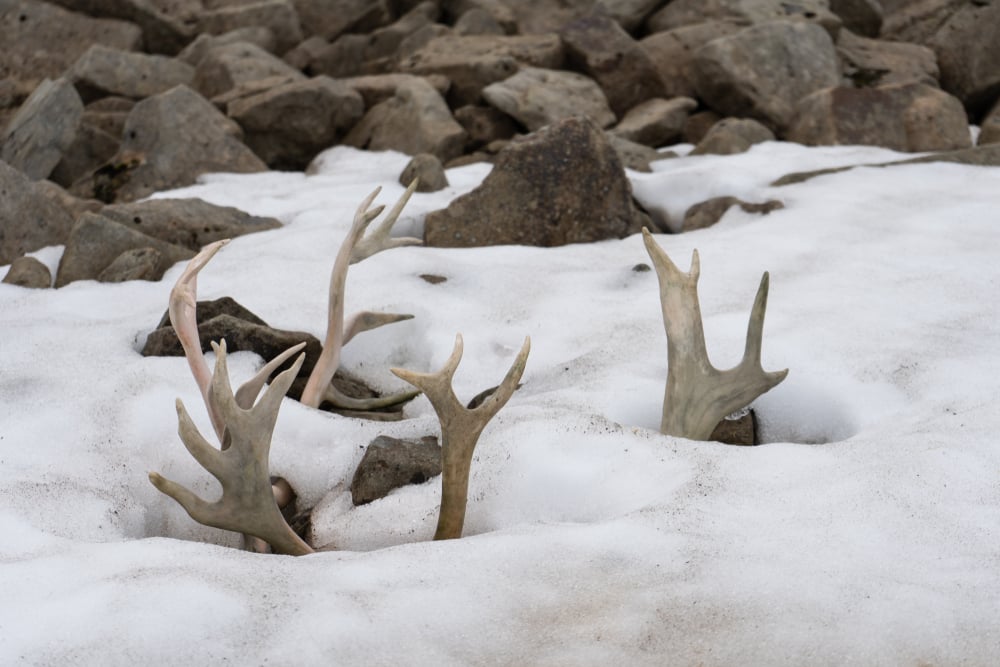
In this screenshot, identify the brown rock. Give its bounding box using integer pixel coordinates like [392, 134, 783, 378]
[424, 116, 644, 247]
[640, 21, 743, 100]
[178, 28, 279, 66]
[0, 160, 76, 265]
[340, 74, 452, 108]
[49, 121, 120, 188]
[682, 196, 785, 232]
[682, 110, 723, 144]
[196, 1, 303, 54]
[647, 0, 842, 36]
[365, 2, 440, 62]
[927, 1, 1000, 115]
[836, 29, 940, 89]
[290, 0, 394, 40]
[67, 45, 194, 102]
[1, 78, 84, 181]
[453, 7, 505, 35]
[979, 100, 1000, 147]
[880, 0, 965, 44]
[828, 0, 882, 37]
[97, 246, 163, 282]
[709, 409, 757, 446]
[482, 67, 616, 131]
[690, 118, 775, 156]
[401, 154, 449, 192]
[350, 435, 442, 506]
[453, 104, 519, 149]
[605, 133, 659, 173]
[193, 42, 304, 100]
[611, 97, 698, 147]
[2, 256, 52, 289]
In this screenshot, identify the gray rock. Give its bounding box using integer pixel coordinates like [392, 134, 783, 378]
[67, 45, 194, 103]
[640, 21, 743, 100]
[97, 246, 162, 282]
[690, 118, 775, 155]
[193, 42, 304, 100]
[282, 35, 331, 71]
[350, 435, 442, 506]
[647, 0, 842, 36]
[72, 85, 267, 203]
[979, 100, 1000, 147]
[453, 104, 519, 150]
[98, 198, 282, 251]
[291, 0, 394, 40]
[340, 74, 452, 109]
[787, 83, 971, 152]
[482, 67, 616, 132]
[399, 34, 565, 106]
[442, 0, 517, 33]
[306, 34, 370, 79]
[560, 14, 667, 117]
[927, 1, 1000, 115]
[152, 296, 268, 331]
[401, 154, 449, 192]
[424, 116, 644, 247]
[1, 78, 84, 180]
[209, 75, 304, 112]
[49, 121, 120, 188]
[692, 20, 841, 131]
[196, 1, 303, 54]
[228, 76, 364, 170]
[344, 78, 467, 162]
[2, 256, 52, 289]
[880, 0, 964, 44]
[682, 110, 724, 144]
[55, 213, 194, 287]
[594, 0, 666, 33]
[828, 0, 882, 37]
[682, 196, 785, 232]
[82, 96, 134, 139]
[0, 160, 76, 265]
[453, 7, 505, 35]
[45, 0, 201, 55]
[836, 29, 939, 89]
[605, 133, 659, 172]
[31, 179, 103, 221]
[178, 28, 279, 66]
[611, 97, 698, 147]
[365, 2, 440, 63]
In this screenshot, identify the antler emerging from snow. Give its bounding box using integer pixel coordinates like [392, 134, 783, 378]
[149, 340, 314, 556]
[642, 228, 788, 440]
[391, 334, 530, 540]
[299, 180, 423, 409]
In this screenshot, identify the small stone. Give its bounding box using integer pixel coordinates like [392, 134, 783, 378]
[350, 435, 442, 505]
[400, 153, 449, 192]
[2, 256, 52, 289]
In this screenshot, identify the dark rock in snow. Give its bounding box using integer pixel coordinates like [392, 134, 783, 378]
[350, 435, 442, 506]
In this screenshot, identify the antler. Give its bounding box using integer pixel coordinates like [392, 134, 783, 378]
[149, 340, 314, 556]
[642, 228, 788, 440]
[391, 334, 530, 540]
[299, 180, 423, 408]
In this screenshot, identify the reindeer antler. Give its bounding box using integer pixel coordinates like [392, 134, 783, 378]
[642, 228, 788, 440]
[149, 340, 314, 555]
[391, 334, 530, 540]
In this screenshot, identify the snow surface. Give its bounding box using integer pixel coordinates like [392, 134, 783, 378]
[1, 141, 999, 665]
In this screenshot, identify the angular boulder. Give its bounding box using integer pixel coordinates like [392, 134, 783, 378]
[690, 118, 775, 156]
[836, 29, 939, 89]
[49, 121, 120, 188]
[193, 42, 304, 100]
[880, 0, 965, 44]
[828, 0, 883, 37]
[482, 67, 616, 132]
[1, 78, 84, 180]
[290, 0, 394, 40]
[2, 256, 52, 289]
[611, 97, 697, 147]
[177, 27, 278, 66]
[424, 116, 644, 247]
[67, 45, 195, 102]
[640, 21, 743, 100]
[97, 247, 163, 282]
[927, 1, 1000, 115]
[196, 1, 303, 54]
[979, 100, 1000, 147]
[0, 160, 76, 265]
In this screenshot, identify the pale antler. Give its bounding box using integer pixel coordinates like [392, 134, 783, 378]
[391, 334, 530, 540]
[300, 180, 423, 409]
[642, 228, 788, 440]
[149, 340, 314, 555]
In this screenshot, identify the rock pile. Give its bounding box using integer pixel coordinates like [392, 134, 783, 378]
[2, 0, 1000, 276]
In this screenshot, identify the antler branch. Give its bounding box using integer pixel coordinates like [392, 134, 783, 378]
[391, 334, 530, 540]
[149, 340, 314, 555]
[642, 228, 788, 440]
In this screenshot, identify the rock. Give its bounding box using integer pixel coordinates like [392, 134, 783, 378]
[67, 45, 194, 103]
[178, 27, 279, 66]
[453, 104, 519, 150]
[98, 198, 282, 251]
[836, 29, 939, 89]
[594, 0, 666, 33]
[690, 118, 775, 155]
[880, 0, 965, 44]
[692, 20, 841, 131]
[453, 7, 505, 35]
[196, 1, 303, 54]
[709, 409, 757, 446]
[306, 34, 370, 79]
[786, 83, 972, 152]
[2, 256, 52, 289]
[82, 96, 134, 139]
[927, 1, 1000, 116]
[399, 34, 565, 106]
[0, 0, 141, 90]
[364, 2, 440, 63]
[55, 213, 194, 287]
[396, 24, 452, 60]
[340, 74, 452, 108]
[282, 35, 331, 71]
[605, 133, 659, 172]
[49, 121, 120, 188]
[401, 154, 449, 192]
[560, 14, 667, 117]
[1, 78, 84, 180]
[209, 75, 303, 112]
[646, 0, 842, 36]
[482, 67, 616, 132]
[682, 196, 785, 232]
[46, 0, 201, 55]
[193, 42, 304, 100]
[228, 77, 365, 170]
[151, 296, 268, 331]
[290, 0, 394, 40]
[828, 0, 882, 37]
[0, 160, 76, 265]
[31, 179, 103, 221]
[682, 110, 723, 144]
[72, 85, 267, 203]
[343, 78, 467, 163]
[97, 246, 162, 282]
[350, 435, 442, 505]
[611, 97, 697, 147]
[640, 21, 743, 100]
[424, 116, 644, 247]
[979, 100, 1000, 147]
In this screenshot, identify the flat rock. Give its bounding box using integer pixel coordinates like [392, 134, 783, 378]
[682, 196, 785, 232]
[72, 85, 267, 203]
[350, 435, 442, 506]
[2, 256, 52, 289]
[338, 74, 451, 109]
[927, 1, 1000, 115]
[611, 97, 697, 147]
[424, 116, 644, 247]
[640, 21, 743, 100]
[0, 160, 76, 265]
[67, 44, 194, 102]
[690, 118, 775, 156]
[482, 67, 616, 132]
[836, 29, 939, 89]
[400, 153, 449, 192]
[693, 20, 841, 131]
[1, 78, 84, 180]
[196, 1, 303, 54]
[193, 42, 304, 100]
[55, 212, 194, 287]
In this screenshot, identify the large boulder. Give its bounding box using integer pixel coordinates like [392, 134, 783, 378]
[836, 29, 939, 89]
[640, 21, 743, 100]
[0, 160, 76, 265]
[424, 116, 644, 247]
[71, 85, 267, 203]
[228, 76, 365, 170]
[786, 83, 972, 152]
[1, 78, 84, 180]
[193, 42, 304, 100]
[481, 67, 616, 131]
[66, 44, 195, 102]
[927, 1, 1000, 116]
[646, 0, 842, 36]
[692, 20, 841, 131]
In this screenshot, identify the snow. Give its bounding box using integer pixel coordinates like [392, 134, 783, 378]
[2, 141, 999, 665]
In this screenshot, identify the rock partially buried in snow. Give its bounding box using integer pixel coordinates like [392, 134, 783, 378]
[2, 256, 52, 289]
[400, 153, 448, 192]
[0, 161, 76, 266]
[691, 118, 775, 156]
[351, 435, 442, 506]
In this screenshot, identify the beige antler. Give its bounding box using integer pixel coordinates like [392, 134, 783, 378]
[300, 180, 423, 409]
[391, 334, 530, 540]
[149, 340, 314, 556]
[642, 228, 788, 440]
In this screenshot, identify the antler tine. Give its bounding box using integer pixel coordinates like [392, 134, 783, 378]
[234, 341, 307, 410]
[642, 229, 787, 441]
[350, 179, 423, 264]
[391, 334, 530, 540]
[343, 311, 414, 346]
[149, 340, 314, 555]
